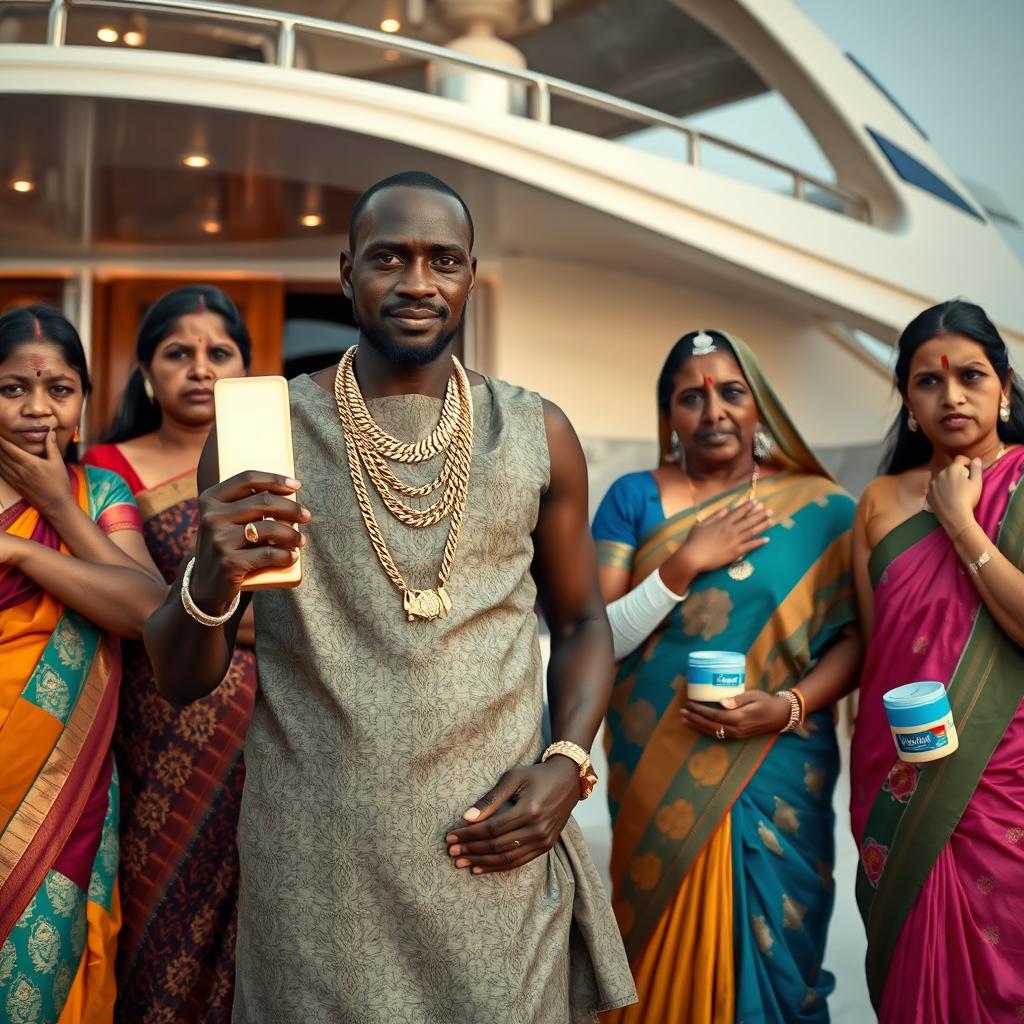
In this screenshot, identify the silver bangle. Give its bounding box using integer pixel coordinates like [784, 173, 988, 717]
[180, 557, 241, 627]
[968, 551, 991, 576]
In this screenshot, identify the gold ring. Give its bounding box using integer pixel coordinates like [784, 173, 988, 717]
[715, 727, 726, 741]
[244, 522, 260, 545]
[512, 840, 520, 848]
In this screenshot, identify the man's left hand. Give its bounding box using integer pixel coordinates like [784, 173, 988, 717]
[446, 758, 580, 874]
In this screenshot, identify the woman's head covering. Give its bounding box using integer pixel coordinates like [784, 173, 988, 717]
[656, 329, 832, 480]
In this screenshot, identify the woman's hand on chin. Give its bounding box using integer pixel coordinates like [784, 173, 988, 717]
[0, 429, 73, 515]
[928, 455, 983, 536]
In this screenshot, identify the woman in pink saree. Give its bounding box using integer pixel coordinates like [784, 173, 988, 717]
[851, 299, 1024, 1021]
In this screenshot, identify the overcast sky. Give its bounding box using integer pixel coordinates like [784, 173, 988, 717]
[795, 0, 1023, 221]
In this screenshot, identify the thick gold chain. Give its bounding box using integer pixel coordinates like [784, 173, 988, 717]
[334, 347, 474, 619]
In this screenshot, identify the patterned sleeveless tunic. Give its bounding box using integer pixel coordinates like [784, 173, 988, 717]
[235, 373, 635, 1024]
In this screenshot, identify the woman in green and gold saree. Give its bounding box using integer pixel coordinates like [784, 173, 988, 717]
[594, 330, 861, 1023]
[0, 304, 165, 1023]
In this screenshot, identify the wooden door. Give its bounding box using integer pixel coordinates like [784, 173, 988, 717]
[0, 276, 65, 314]
[89, 277, 284, 440]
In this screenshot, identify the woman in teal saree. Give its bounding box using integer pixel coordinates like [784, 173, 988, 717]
[595, 330, 861, 1023]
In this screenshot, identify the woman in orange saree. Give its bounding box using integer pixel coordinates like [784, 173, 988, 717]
[0, 305, 165, 1024]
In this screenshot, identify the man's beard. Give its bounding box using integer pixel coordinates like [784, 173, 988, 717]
[352, 298, 463, 368]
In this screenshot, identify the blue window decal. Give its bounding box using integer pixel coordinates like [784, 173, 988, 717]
[867, 129, 985, 221]
[847, 53, 928, 140]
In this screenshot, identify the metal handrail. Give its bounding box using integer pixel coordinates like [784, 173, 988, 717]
[8, 0, 868, 219]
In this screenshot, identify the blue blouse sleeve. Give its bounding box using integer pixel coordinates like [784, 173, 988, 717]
[84, 465, 143, 534]
[592, 473, 651, 571]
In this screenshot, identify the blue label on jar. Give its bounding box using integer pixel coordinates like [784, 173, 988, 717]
[711, 672, 743, 687]
[896, 725, 950, 754]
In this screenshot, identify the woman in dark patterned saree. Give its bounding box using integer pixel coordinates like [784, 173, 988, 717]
[84, 285, 256, 1023]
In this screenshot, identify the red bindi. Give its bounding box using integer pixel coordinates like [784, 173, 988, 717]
[940, 355, 949, 370]
[704, 375, 714, 388]
[29, 354, 45, 378]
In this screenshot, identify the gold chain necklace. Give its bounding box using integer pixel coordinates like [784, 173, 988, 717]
[334, 347, 474, 621]
[691, 465, 760, 581]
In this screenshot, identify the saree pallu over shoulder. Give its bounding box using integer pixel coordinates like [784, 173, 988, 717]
[855, 454, 1024, 1010]
[607, 471, 855, 960]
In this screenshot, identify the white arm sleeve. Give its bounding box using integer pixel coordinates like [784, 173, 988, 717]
[607, 569, 687, 660]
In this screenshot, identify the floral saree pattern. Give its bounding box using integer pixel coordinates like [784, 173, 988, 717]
[83, 444, 256, 1024]
[594, 333, 856, 1023]
[1, 466, 138, 1023]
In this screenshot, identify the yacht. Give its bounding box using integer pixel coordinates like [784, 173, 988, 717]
[1, 0, 1021, 486]
[8, 5, 1017, 1018]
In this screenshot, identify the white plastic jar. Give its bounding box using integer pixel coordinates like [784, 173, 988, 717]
[687, 651, 746, 704]
[882, 681, 959, 764]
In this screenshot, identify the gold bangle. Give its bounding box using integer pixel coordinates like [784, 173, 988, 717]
[542, 741, 598, 800]
[775, 690, 802, 733]
[791, 687, 807, 724]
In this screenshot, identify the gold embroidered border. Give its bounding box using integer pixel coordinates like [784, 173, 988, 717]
[136, 473, 197, 522]
[0, 642, 111, 886]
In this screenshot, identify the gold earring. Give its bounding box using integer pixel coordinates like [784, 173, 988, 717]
[72, 427, 80, 443]
[1000, 394, 1011, 423]
[143, 378, 155, 403]
[907, 411, 918, 432]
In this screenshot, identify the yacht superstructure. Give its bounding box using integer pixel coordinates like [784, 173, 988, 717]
[2, 0, 1021, 489]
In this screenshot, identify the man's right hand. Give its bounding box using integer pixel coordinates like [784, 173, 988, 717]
[188, 471, 310, 614]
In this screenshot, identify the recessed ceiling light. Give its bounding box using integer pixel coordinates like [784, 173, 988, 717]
[201, 219, 222, 234]
[11, 179, 34, 193]
[383, 49, 400, 61]
[97, 26, 119, 43]
[123, 30, 145, 47]
[300, 214, 322, 228]
[181, 153, 211, 169]
[380, 18, 401, 33]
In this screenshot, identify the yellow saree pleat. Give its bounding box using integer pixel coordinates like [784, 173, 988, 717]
[603, 816, 735, 1024]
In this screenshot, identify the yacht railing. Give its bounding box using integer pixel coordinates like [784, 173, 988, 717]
[6, 0, 870, 221]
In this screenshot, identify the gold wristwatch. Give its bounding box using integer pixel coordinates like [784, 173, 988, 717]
[541, 741, 598, 800]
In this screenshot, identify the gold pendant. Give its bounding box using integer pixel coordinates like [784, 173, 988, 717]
[403, 586, 452, 622]
[727, 559, 754, 582]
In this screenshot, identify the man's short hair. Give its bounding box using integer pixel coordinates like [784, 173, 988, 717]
[348, 171, 475, 250]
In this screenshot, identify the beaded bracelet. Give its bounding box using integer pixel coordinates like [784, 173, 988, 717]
[180, 557, 241, 628]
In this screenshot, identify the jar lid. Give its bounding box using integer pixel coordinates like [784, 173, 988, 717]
[883, 681, 947, 710]
[688, 651, 746, 673]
